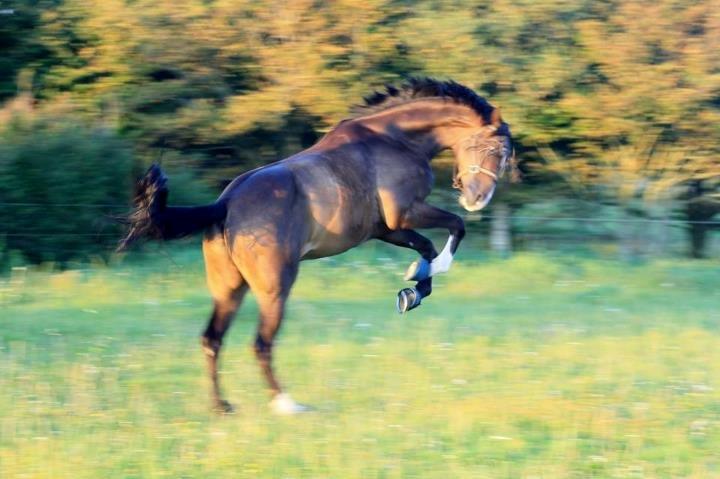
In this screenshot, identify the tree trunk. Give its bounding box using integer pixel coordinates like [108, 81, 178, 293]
[490, 202, 512, 257]
[689, 222, 708, 259]
[684, 180, 720, 259]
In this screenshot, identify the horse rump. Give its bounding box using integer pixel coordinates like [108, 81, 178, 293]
[117, 164, 226, 251]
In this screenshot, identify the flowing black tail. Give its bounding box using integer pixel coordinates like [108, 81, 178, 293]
[117, 164, 226, 251]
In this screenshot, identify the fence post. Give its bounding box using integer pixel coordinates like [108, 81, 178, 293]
[490, 202, 512, 258]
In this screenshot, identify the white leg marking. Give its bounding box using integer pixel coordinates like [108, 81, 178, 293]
[270, 393, 311, 415]
[430, 235, 455, 276]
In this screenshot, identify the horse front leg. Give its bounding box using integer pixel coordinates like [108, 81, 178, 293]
[378, 229, 437, 312]
[389, 203, 466, 313]
[400, 202, 466, 280]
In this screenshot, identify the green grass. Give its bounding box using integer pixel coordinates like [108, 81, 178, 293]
[1, 245, 719, 478]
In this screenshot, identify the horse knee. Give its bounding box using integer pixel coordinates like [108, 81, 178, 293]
[415, 236, 438, 261]
[452, 217, 466, 239]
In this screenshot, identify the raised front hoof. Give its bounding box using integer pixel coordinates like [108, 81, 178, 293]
[270, 393, 313, 415]
[404, 258, 431, 282]
[212, 399, 235, 415]
[396, 287, 422, 314]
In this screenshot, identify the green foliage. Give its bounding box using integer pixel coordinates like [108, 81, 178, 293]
[0, 0, 718, 261]
[0, 1, 50, 101]
[0, 109, 133, 264]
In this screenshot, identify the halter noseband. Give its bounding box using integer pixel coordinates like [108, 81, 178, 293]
[452, 134, 506, 189]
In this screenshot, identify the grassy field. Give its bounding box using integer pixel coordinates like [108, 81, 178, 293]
[1, 244, 719, 478]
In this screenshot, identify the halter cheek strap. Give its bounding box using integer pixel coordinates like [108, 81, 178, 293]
[452, 153, 501, 189]
[452, 135, 506, 188]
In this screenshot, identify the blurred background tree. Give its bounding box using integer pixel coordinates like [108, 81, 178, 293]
[0, 0, 717, 263]
[0, 96, 133, 263]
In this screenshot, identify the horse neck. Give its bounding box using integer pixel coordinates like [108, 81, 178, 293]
[354, 99, 482, 159]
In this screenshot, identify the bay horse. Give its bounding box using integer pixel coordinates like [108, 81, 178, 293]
[119, 78, 515, 414]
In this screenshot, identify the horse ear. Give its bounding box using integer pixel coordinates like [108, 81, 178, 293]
[490, 107, 503, 128]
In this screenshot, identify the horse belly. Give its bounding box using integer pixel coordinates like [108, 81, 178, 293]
[300, 225, 371, 259]
[300, 239, 361, 260]
[300, 205, 377, 260]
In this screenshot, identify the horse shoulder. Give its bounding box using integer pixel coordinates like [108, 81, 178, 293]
[375, 155, 434, 230]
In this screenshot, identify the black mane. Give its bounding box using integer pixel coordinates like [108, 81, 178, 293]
[352, 77, 495, 121]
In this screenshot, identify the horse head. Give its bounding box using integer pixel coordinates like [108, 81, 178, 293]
[452, 108, 515, 212]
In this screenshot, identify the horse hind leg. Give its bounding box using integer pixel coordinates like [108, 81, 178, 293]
[238, 250, 310, 414]
[202, 293, 246, 413]
[256, 287, 316, 414]
[201, 230, 247, 413]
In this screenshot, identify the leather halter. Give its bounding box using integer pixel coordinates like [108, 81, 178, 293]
[452, 134, 506, 189]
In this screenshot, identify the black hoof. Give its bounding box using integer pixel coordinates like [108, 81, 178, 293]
[397, 287, 422, 314]
[213, 399, 235, 414]
[404, 258, 431, 282]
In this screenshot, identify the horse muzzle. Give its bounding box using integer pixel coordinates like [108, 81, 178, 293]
[458, 183, 495, 212]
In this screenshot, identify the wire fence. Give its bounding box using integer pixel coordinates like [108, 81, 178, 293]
[1, 201, 719, 228]
[0, 196, 720, 246]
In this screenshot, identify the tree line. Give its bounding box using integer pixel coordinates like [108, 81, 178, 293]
[0, 0, 718, 263]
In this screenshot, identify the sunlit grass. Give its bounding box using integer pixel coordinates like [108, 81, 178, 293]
[1, 246, 719, 478]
